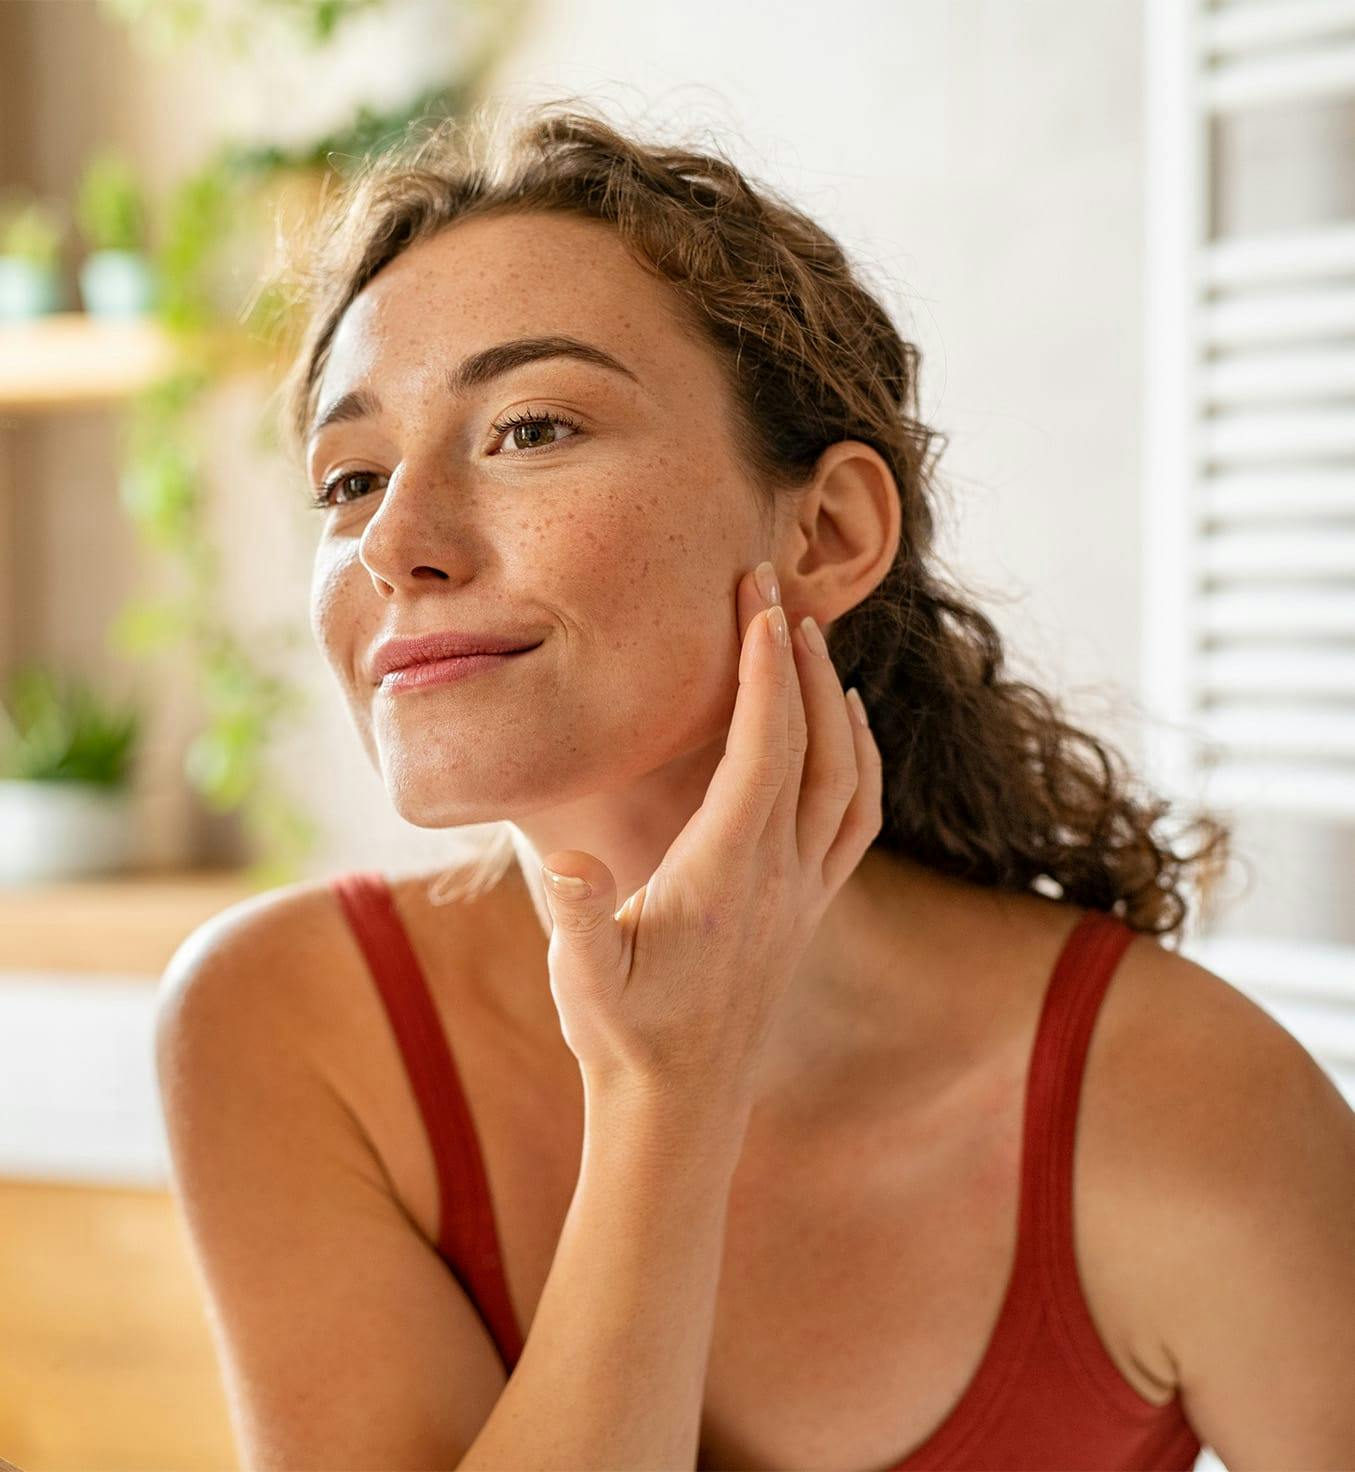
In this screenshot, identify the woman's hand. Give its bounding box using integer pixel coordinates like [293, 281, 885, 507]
[538, 559, 883, 1117]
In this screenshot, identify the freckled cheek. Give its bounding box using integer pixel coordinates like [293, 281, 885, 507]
[309, 556, 365, 679]
[548, 474, 729, 631]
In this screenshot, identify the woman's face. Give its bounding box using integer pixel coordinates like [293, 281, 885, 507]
[306, 210, 781, 828]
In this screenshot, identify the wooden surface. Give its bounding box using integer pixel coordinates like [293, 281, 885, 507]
[0, 1177, 237, 1470]
[0, 313, 176, 412]
[0, 313, 274, 415]
[0, 868, 262, 975]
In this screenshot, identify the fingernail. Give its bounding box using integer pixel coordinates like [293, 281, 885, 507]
[754, 560, 781, 608]
[799, 614, 829, 659]
[767, 604, 789, 648]
[543, 868, 592, 897]
[846, 687, 870, 729]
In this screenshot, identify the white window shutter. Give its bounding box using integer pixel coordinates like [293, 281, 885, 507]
[1143, 0, 1355, 1138]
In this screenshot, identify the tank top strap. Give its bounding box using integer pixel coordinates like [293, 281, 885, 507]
[328, 869, 524, 1366]
[1020, 907, 1141, 1386]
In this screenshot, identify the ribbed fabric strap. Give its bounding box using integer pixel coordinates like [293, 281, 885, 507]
[329, 869, 525, 1367]
[892, 908, 1154, 1469]
[1028, 909, 1160, 1416]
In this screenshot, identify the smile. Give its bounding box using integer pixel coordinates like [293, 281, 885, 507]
[377, 645, 539, 693]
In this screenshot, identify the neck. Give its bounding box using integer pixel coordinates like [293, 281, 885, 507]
[501, 814, 1027, 1121]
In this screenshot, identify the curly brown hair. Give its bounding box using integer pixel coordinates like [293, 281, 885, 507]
[272, 96, 1234, 944]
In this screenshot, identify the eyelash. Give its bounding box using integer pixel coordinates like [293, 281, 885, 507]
[309, 408, 583, 509]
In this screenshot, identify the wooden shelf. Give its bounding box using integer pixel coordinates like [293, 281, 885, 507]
[0, 867, 265, 975]
[0, 311, 176, 411]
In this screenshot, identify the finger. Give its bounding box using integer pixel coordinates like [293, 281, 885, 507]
[761, 602, 809, 858]
[736, 565, 792, 782]
[735, 561, 773, 659]
[540, 849, 626, 979]
[787, 613, 862, 873]
[699, 567, 794, 867]
[821, 687, 884, 895]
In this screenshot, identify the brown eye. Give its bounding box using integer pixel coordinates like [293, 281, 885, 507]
[488, 409, 581, 455]
[310, 470, 385, 509]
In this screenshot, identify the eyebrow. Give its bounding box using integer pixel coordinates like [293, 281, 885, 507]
[306, 334, 642, 446]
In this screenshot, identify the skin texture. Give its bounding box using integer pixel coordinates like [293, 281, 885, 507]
[306, 208, 1027, 1116]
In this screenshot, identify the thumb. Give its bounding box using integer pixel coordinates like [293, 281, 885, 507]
[541, 851, 624, 974]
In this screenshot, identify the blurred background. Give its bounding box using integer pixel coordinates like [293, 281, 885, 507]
[1, 1, 1352, 1467]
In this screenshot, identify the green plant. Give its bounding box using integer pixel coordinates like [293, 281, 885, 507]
[0, 664, 141, 786]
[0, 193, 63, 268]
[97, 0, 390, 54]
[76, 147, 149, 254]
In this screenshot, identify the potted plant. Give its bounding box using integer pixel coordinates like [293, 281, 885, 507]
[75, 147, 158, 318]
[0, 664, 143, 883]
[0, 190, 64, 321]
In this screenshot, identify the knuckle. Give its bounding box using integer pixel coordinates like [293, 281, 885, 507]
[824, 761, 861, 803]
[745, 750, 790, 797]
[568, 905, 613, 939]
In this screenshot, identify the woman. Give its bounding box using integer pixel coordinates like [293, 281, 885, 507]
[156, 101, 1355, 1471]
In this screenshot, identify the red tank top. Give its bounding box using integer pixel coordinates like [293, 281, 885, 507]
[330, 870, 1205, 1471]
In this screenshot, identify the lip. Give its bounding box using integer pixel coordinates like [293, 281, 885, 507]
[377, 647, 537, 693]
[370, 629, 545, 685]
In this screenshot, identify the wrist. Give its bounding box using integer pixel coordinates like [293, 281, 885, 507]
[582, 1070, 751, 1172]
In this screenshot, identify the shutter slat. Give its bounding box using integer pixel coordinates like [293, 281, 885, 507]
[1203, 285, 1355, 347]
[1201, 648, 1355, 697]
[1199, 586, 1355, 636]
[1201, 222, 1355, 290]
[1202, 348, 1355, 405]
[1199, 525, 1355, 577]
[1199, 407, 1355, 461]
[1201, 0, 1355, 59]
[1201, 40, 1355, 111]
[1200, 762, 1355, 820]
[1199, 468, 1355, 520]
[1199, 706, 1355, 756]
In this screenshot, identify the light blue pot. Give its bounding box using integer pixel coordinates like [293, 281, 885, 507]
[0, 257, 62, 321]
[78, 249, 158, 318]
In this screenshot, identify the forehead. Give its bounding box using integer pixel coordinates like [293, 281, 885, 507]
[315, 211, 708, 409]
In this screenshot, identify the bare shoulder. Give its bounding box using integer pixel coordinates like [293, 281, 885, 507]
[153, 870, 517, 1469]
[1081, 924, 1342, 1230]
[1086, 925, 1338, 1166]
[157, 863, 522, 1149]
[154, 873, 385, 1073]
[153, 863, 508, 1239]
[157, 876, 341, 1033]
[1083, 927, 1355, 1459]
[157, 860, 502, 1034]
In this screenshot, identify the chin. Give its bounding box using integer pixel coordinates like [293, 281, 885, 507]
[381, 759, 550, 830]
[383, 772, 500, 830]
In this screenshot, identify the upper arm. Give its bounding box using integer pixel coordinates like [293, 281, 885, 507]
[154, 886, 508, 1471]
[1148, 978, 1355, 1468]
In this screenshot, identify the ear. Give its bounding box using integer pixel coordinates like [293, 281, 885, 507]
[781, 439, 901, 625]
